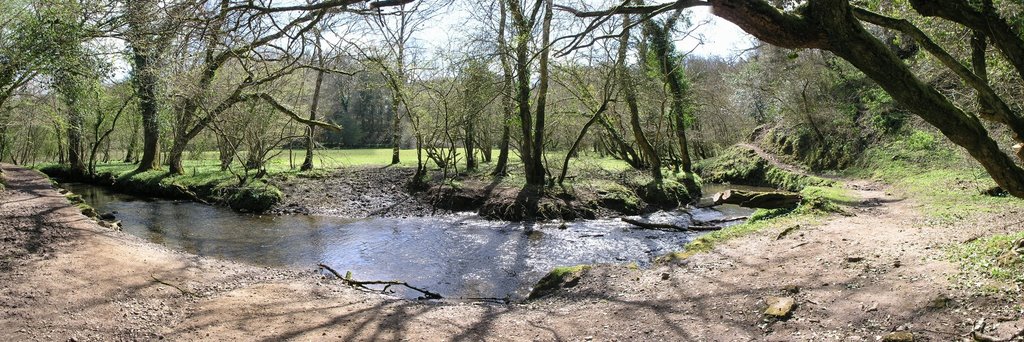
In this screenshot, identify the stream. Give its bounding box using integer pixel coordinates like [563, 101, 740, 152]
[62, 182, 762, 301]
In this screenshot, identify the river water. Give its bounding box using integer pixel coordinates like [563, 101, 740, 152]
[63, 183, 758, 301]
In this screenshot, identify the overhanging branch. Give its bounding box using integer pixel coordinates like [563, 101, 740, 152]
[249, 93, 343, 132]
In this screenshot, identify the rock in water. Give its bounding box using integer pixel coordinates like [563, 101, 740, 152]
[99, 212, 116, 220]
[527, 265, 591, 300]
[764, 296, 795, 318]
[882, 331, 913, 342]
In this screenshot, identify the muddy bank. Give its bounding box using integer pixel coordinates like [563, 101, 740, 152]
[272, 167, 701, 221]
[269, 166, 442, 218]
[39, 162, 702, 221]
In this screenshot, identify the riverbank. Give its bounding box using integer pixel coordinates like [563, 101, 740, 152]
[39, 159, 707, 221]
[5, 158, 1024, 340]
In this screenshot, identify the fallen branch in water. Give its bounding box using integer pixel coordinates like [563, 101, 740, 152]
[694, 216, 749, 226]
[150, 275, 193, 296]
[621, 218, 725, 232]
[318, 263, 442, 300]
[621, 218, 686, 230]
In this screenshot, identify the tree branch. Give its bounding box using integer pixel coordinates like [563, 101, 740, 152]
[251, 93, 342, 131]
[853, 7, 1024, 143]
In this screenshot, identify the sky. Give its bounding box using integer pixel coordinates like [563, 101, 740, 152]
[105, 3, 757, 82]
[408, 4, 758, 61]
[677, 7, 758, 59]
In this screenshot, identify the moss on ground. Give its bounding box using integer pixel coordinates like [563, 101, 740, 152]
[845, 137, 1019, 223]
[528, 265, 592, 300]
[588, 181, 642, 214]
[949, 233, 1024, 294]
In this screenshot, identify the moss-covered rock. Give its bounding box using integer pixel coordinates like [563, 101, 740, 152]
[78, 204, 98, 218]
[528, 265, 592, 300]
[760, 124, 865, 171]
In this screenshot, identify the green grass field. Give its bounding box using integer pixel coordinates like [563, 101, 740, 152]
[67, 148, 636, 192]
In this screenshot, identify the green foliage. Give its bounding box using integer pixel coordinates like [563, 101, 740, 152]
[905, 130, 936, 151]
[863, 88, 906, 134]
[684, 213, 823, 254]
[590, 180, 641, 214]
[800, 185, 857, 205]
[844, 137, 1016, 223]
[682, 184, 848, 254]
[748, 208, 792, 222]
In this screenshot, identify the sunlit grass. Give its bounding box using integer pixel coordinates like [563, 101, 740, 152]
[844, 138, 1020, 223]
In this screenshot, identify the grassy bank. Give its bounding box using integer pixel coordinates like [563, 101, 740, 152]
[694, 145, 835, 192]
[657, 184, 850, 263]
[38, 162, 284, 213]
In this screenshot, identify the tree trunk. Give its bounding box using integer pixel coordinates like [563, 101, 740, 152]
[53, 121, 65, 165]
[492, 0, 513, 177]
[507, 0, 543, 185]
[618, 14, 662, 182]
[124, 119, 138, 163]
[390, 95, 402, 165]
[527, 0, 553, 186]
[66, 105, 85, 174]
[819, 6, 1024, 196]
[133, 48, 161, 172]
[558, 102, 608, 185]
[465, 120, 476, 171]
[642, 17, 693, 173]
[595, 113, 642, 168]
[302, 67, 325, 171]
[0, 123, 7, 163]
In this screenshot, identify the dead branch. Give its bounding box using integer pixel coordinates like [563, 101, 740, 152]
[150, 275, 193, 296]
[251, 93, 343, 132]
[318, 263, 442, 300]
[695, 216, 750, 226]
[621, 217, 723, 231]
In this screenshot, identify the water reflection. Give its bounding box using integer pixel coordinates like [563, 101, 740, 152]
[63, 182, 756, 300]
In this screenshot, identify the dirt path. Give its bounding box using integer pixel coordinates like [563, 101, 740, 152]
[2, 163, 1022, 341]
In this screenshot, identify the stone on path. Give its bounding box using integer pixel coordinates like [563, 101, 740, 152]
[882, 331, 913, 342]
[764, 296, 795, 318]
